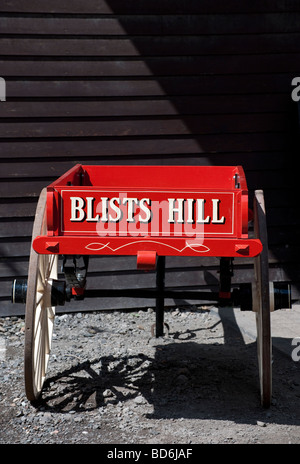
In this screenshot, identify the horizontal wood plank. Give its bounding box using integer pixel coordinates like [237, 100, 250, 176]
[1, 0, 300, 14]
[0, 134, 297, 159]
[5, 75, 295, 98]
[0, 200, 36, 218]
[0, 113, 293, 138]
[1, 14, 300, 36]
[0, 167, 296, 197]
[2, 35, 300, 57]
[2, 55, 300, 77]
[0, 95, 294, 118]
[1, 152, 293, 180]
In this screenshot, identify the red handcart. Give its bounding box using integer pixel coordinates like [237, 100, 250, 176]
[12, 165, 291, 406]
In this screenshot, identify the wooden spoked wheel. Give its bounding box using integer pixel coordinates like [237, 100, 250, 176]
[24, 188, 58, 402]
[253, 190, 272, 408]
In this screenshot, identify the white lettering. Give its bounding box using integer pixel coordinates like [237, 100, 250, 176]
[101, 197, 109, 222]
[86, 197, 99, 222]
[123, 198, 138, 222]
[187, 198, 195, 223]
[196, 199, 210, 223]
[107, 448, 142, 461]
[69, 195, 226, 230]
[211, 198, 225, 224]
[168, 198, 184, 223]
[109, 197, 122, 222]
[139, 198, 152, 223]
[151, 448, 193, 460]
[70, 197, 85, 221]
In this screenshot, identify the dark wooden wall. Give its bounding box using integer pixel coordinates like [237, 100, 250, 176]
[1, 0, 300, 316]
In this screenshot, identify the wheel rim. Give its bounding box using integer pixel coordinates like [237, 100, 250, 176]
[24, 189, 58, 401]
[253, 190, 272, 408]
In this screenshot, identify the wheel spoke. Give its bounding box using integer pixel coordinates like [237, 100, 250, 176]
[34, 301, 47, 392]
[34, 301, 42, 341]
[47, 305, 55, 320]
[44, 308, 51, 355]
[34, 313, 43, 392]
[35, 291, 44, 311]
[45, 255, 57, 282]
[37, 267, 45, 292]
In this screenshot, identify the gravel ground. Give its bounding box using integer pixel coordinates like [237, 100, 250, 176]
[1, 305, 300, 445]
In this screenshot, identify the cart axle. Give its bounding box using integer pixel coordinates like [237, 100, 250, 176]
[11, 279, 28, 305]
[11, 277, 292, 311]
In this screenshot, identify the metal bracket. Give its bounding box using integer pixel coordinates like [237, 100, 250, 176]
[62, 255, 89, 300]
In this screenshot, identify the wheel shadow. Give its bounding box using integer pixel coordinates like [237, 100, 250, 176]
[38, 307, 300, 427]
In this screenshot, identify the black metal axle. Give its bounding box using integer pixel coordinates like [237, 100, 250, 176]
[83, 288, 220, 301]
[11, 278, 292, 311]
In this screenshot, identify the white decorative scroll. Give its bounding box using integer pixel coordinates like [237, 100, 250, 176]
[85, 240, 210, 253]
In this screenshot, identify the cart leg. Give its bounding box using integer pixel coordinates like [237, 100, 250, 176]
[155, 256, 165, 337]
[219, 257, 233, 306]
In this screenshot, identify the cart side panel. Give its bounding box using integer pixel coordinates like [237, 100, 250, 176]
[58, 188, 241, 239]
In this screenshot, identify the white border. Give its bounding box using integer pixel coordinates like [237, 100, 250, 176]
[60, 189, 235, 236]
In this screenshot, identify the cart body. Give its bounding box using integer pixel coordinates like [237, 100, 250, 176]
[33, 164, 262, 262]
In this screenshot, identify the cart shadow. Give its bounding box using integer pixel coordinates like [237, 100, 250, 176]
[39, 308, 300, 427]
